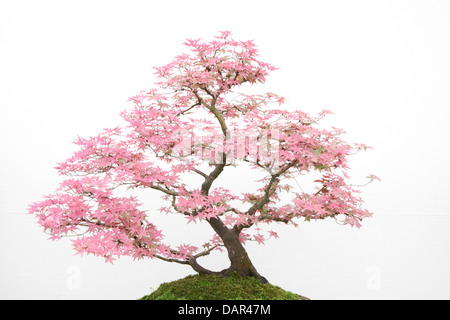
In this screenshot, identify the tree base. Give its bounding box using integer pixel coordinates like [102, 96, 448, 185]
[139, 273, 309, 300]
[217, 266, 269, 284]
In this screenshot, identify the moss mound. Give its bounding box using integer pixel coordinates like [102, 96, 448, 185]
[140, 273, 308, 300]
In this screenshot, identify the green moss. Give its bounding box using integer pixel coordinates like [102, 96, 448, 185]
[140, 273, 308, 300]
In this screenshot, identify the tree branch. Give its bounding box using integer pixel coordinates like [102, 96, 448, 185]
[191, 91, 229, 196]
[234, 161, 298, 233]
[193, 91, 227, 136]
[154, 255, 189, 265]
[187, 256, 225, 275]
[201, 153, 227, 196]
[150, 185, 178, 196]
[192, 168, 209, 179]
[177, 101, 200, 116]
[193, 244, 221, 259]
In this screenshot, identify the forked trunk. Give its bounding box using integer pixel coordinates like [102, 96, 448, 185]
[202, 217, 268, 283]
[221, 230, 267, 283]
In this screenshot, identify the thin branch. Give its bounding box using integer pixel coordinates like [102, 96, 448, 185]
[199, 154, 226, 196]
[193, 91, 212, 110]
[149, 185, 178, 196]
[234, 161, 298, 233]
[257, 214, 293, 224]
[225, 208, 245, 215]
[193, 244, 221, 259]
[154, 255, 189, 265]
[193, 91, 227, 137]
[191, 168, 209, 179]
[177, 101, 200, 116]
[186, 256, 223, 275]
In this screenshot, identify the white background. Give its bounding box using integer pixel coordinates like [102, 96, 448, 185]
[1, 0, 450, 299]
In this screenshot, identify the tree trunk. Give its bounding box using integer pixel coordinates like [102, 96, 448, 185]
[206, 217, 268, 283]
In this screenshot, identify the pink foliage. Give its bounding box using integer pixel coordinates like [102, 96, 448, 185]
[29, 32, 374, 265]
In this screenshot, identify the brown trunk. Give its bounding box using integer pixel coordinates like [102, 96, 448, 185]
[187, 100, 267, 282]
[207, 217, 268, 283]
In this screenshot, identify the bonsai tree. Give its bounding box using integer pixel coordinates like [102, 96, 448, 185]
[29, 31, 376, 283]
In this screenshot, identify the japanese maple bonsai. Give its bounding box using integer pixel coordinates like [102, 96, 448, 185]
[29, 31, 376, 284]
